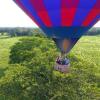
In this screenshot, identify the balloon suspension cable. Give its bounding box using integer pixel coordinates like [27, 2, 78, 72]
[61, 52, 66, 59]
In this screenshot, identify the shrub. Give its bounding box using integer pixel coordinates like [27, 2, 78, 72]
[9, 37, 57, 64]
[0, 57, 99, 100]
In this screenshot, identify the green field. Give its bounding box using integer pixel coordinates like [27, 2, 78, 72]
[0, 36, 100, 77]
[72, 36, 100, 73]
[0, 35, 100, 99]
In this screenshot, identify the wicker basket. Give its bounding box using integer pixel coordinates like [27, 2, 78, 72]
[54, 63, 70, 73]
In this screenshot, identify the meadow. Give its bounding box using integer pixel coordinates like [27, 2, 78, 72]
[0, 35, 100, 100]
[0, 36, 21, 76]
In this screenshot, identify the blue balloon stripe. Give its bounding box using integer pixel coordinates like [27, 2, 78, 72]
[89, 14, 100, 27]
[13, 0, 40, 25]
[43, 0, 61, 26]
[73, 0, 97, 26]
[19, 0, 45, 28]
[42, 27, 89, 38]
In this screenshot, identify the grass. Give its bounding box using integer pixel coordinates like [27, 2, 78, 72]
[0, 36, 23, 99]
[0, 36, 22, 77]
[71, 36, 100, 74]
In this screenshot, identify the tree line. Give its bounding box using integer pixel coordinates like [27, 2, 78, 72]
[86, 27, 100, 35]
[0, 27, 44, 37]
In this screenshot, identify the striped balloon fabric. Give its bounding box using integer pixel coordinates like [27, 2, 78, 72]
[13, 0, 100, 53]
[14, 0, 100, 38]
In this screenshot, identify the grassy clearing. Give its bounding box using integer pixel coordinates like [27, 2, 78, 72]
[71, 36, 100, 74]
[0, 36, 23, 99]
[0, 36, 22, 77]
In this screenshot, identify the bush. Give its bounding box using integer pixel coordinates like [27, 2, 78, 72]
[9, 37, 57, 64]
[0, 64, 31, 100]
[0, 58, 99, 100]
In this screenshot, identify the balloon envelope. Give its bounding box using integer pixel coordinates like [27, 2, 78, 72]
[13, 0, 100, 53]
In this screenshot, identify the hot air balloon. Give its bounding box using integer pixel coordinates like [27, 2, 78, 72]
[13, 0, 100, 73]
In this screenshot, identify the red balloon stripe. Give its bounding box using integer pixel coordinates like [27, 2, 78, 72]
[30, 0, 52, 27]
[82, 0, 100, 26]
[61, 0, 79, 26]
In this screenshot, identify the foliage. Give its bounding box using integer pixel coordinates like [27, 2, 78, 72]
[0, 55, 100, 100]
[9, 36, 57, 64]
[0, 64, 31, 100]
[0, 36, 99, 100]
[86, 28, 100, 36]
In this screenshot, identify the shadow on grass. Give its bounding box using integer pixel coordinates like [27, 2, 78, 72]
[0, 68, 7, 78]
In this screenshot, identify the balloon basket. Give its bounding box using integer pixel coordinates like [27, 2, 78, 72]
[54, 62, 70, 73]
